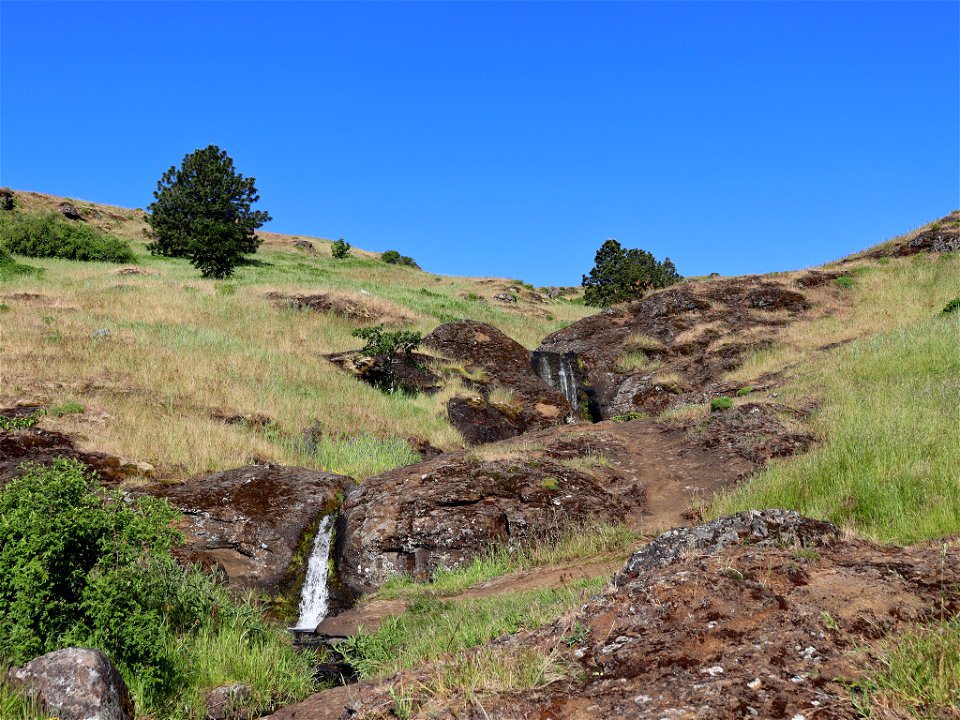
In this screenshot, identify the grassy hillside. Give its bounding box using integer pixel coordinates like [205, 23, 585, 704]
[0, 191, 591, 480]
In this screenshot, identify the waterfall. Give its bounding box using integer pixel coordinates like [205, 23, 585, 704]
[294, 514, 335, 631]
[532, 351, 583, 418]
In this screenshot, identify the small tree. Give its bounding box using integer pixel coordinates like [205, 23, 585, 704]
[351, 325, 422, 356]
[582, 239, 681, 307]
[331, 238, 351, 259]
[147, 145, 271, 278]
[381, 249, 419, 268]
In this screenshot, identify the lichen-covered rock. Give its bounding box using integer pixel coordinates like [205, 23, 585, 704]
[615, 508, 839, 585]
[7, 647, 134, 720]
[535, 277, 820, 419]
[204, 683, 254, 720]
[140, 465, 350, 595]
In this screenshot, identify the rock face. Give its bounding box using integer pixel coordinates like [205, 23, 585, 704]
[0, 425, 128, 489]
[423, 320, 570, 442]
[336, 444, 637, 598]
[7, 647, 134, 720]
[142, 465, 350, 596]
[534, 276, 820, 419]
[272, 512, 960, 720]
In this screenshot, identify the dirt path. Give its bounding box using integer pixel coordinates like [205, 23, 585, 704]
[315, 554, 622, 638]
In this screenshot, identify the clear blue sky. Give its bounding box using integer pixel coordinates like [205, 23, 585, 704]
[2, 1, 957, 286]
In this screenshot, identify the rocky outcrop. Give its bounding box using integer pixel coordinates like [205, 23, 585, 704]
[326, 351, 442, 395]
[424, 320, 570, 441]
[7, 647, 134, 720]
[0, 424, 129, 489]
[534, 276, 820, 419]
[336, 442, 639, 598]
[861, 211, 960, 259]
[614, 508, 838, 583]
[273, 513, 960, 719]
[141, 465, 350, 596]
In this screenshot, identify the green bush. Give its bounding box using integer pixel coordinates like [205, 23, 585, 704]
[735, 386, 754, 397]
[0, 459, 315, 716]
[710, 397, 734, 412]
[381, 249, 419, 268]
[0, 212, 135, 263]
[0, 244, 41, 280]
[0, 411, 43, 431]
[352, 324, 422, 356]
[834, 276, 856, 289]
[941, 296, 960, 315]
[331, 238, 351, 259]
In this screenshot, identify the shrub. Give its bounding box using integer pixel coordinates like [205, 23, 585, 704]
[941, 296, 960, 315]
[0, 459, 315, 714]
[0, 212, 134, 263]
[0, 244, 41, 280]
[0, 411, 43, 430]
[710, 397, 734, 412]
[381, 249, 419, 268]
[834, 276, 856, 289]
[582, 239, 681, 307]
[147, 145, 271, 278]
[331, 238, 351, 259]
[611, 411, 647, 422]
[352, 325, 422, 356]
[735, 386, 754, 397]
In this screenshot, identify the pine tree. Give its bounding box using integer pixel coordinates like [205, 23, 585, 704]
[147, 145, 271, 278]
[582, 239, 681, 307]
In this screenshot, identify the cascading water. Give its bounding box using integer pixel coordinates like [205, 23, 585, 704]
[532, 350, 585, 419]
[293, 514, 335, 631]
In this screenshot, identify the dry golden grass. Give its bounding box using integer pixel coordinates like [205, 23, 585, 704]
[0, 192, 591, 480]
[727, 254, 960, 385]
[464, 439, 543, 464]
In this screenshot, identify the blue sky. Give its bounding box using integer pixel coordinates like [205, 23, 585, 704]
[2, 1, 957, 286]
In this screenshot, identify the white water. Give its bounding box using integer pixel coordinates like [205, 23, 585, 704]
[294, 514, 335, 631]
[534, 352, 580, 416]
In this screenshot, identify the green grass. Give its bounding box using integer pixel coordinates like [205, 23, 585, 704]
[854, 614, 960, 719]
[377, 523, 640, 601]
[713, 314, 960, 543]
[339, 579, 605, 679]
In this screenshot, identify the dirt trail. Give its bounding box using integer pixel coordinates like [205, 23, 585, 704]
[315, 555, 622, 638]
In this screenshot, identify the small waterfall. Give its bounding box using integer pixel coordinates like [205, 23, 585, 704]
[532, 350, 584, 418]
[294, 515, 335, 631]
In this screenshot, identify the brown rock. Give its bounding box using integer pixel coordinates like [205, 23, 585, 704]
[204, 683, 254, 720]
[7, 647, 134, 720]
[140, 465, 350, 595]
[424, 320, 570, 441]
[58, 202, 83, 220]
[0, 424, 128, 489]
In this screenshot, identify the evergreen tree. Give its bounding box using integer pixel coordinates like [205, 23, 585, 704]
[582, 239, 681, 307]
[147, 145, 271, 278]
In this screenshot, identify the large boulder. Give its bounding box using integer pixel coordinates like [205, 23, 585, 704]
[7, 647, 134, 720]
[141, 464, 350, 596]
[424, 320, 570, 441]
[336, 446, 635, 598]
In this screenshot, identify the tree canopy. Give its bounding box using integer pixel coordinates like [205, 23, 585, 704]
[582, 239, 681, 307]
[147, 145, 271, 278]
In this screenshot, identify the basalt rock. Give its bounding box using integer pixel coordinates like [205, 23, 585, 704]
[140, 465, 350, 597]
[7, 647, 134, 720]
[327, 351, 442, 395]
[0, 420, 128, 489]
[273, 514, 960, 719]
[424, 320, 569, 441]
[336, 448, 635, 597]
[534, 277, 819, 419]
[58, 202, 84, 220]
